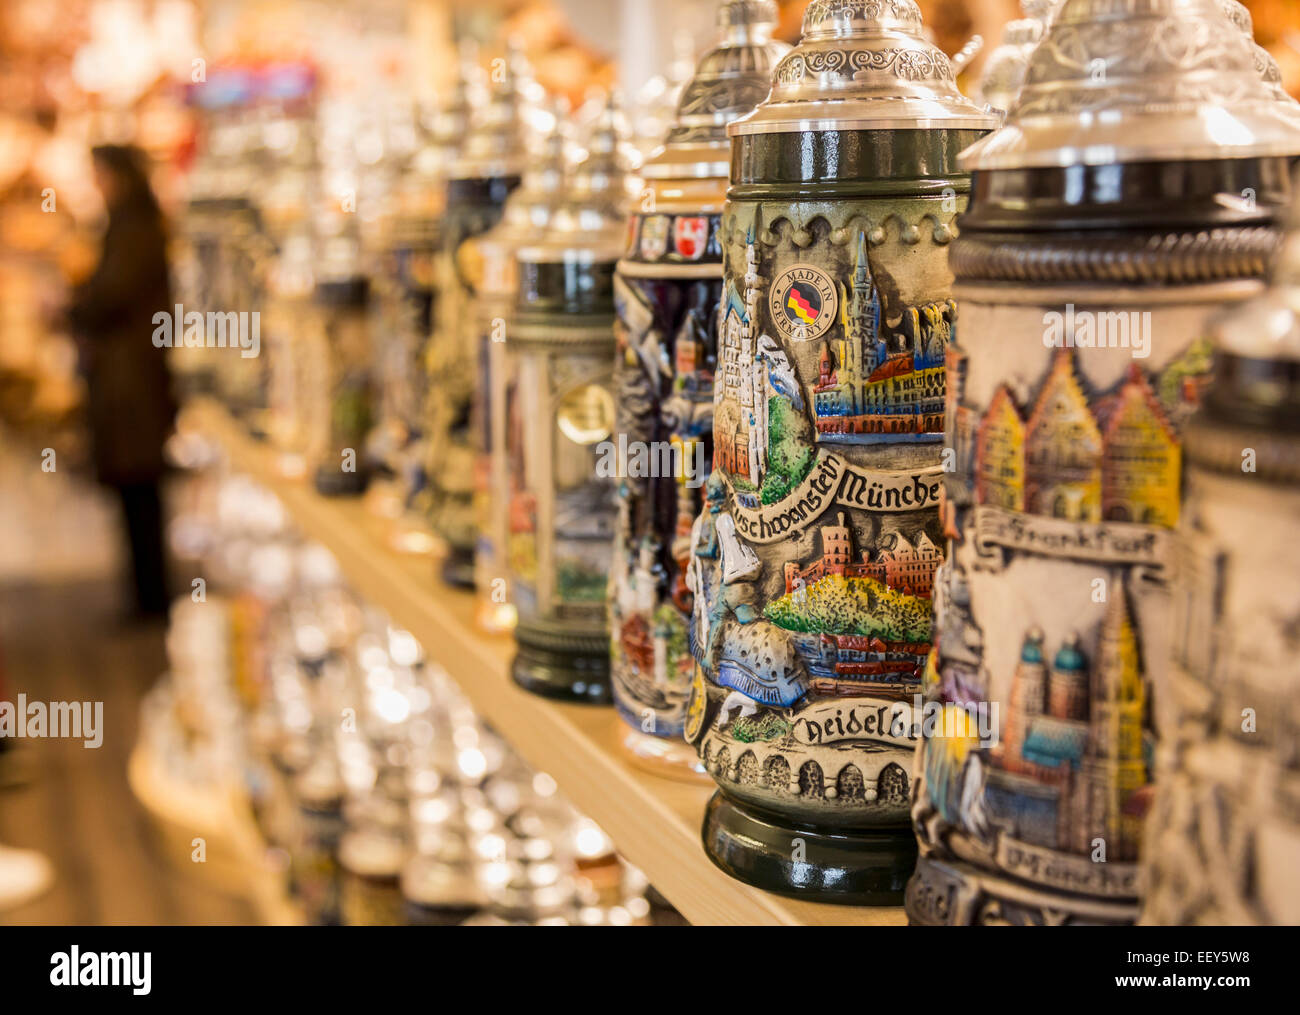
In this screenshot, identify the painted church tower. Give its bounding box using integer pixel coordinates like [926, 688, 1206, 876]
[742, 215, 768, 487]
[849, 231, 883, 377]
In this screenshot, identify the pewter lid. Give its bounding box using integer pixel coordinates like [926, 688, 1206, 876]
[728, 0, 999, 136]
[642, 1, 790, 180]
[338, 827, 408, 879]
[960, 0, 1300, 171]
[517, 95, 638, 265]
[1220, 0, 1251, 34]
[451, 40, 531, 180]
[493, 112, 572, 240]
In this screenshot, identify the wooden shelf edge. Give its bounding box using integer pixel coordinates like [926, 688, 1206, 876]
[127, 745, 303, 926]
[185, 401, 906, 927]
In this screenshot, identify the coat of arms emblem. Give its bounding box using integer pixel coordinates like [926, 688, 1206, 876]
[673, 216, 710, 260]
[639, 215, 670, 260]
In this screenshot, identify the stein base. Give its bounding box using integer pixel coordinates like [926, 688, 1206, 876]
[474, 599, 517, 635]
[511, 646, 611, 705]
[905, 853, 1138, 926]
[619, 725, 710, 784]
[702, 792, 917, 905]
[313, 468, 369, 497]
[404, 903, 481, 927]
[439, 548, 476, 590]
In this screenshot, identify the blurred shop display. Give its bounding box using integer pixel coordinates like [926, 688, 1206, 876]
[3, 0, 1299, 933]
[147, 463, 662, 926]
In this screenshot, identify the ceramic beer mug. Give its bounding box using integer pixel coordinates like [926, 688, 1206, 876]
[467, 117, 571, 634]
[683, 0, 997, 902]
[426, 46, 528, 588]
[906, 0, 1300, 925]
[611, 0, 789, 779]
[1141, 184, 1300, 926]
[310, 215, 374, 497]
[506, 99, 638, 703]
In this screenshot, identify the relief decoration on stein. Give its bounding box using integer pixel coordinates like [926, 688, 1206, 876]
[686, 204, 960, 824]
[912, 321, 1215, 903]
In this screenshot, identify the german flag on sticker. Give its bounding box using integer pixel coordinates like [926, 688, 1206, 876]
[786, 282, 821, 325]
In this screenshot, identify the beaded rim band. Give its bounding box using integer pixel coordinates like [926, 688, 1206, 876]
[950, 227, 1280, 285]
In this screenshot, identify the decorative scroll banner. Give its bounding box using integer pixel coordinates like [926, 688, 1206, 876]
[993, 833, 1139, 899]
[791, 697, 922, 749]
[970, 505, 1172, 579]
[728, 452, 944, 545]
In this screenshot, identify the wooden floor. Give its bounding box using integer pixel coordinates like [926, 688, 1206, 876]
[0, 451, 257, 924]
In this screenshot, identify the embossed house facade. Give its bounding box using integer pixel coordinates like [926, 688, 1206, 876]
[975, 351, 1180, 527]
[782, 512, 943, 598]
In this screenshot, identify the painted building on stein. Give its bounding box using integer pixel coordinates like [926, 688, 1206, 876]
[782, 512, 943, 599]
[976, 352, 1181, 527]
[811, 233, 948, 439]
[700, 623, 915, 804]
[985, 587, 1150, 861]
[715, 226, 770, 487]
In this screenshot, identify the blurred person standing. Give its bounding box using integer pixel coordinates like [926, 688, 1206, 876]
[67, 145, 176, 619]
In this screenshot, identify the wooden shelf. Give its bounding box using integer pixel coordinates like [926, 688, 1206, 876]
[186, 401, 906, 928]
[127, 745, 302, 926]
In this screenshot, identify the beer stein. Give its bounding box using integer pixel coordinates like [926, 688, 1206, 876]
[611, 0, 788, 778]
[1142, 182, 1300, 926]
[467, 115, 571, 634]
[507, 98, 638, 702]
[426, 46, 528, 588]
[684, 0, 997, 902]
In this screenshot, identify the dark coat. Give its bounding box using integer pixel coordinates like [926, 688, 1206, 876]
[68, 203, 176, 486]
